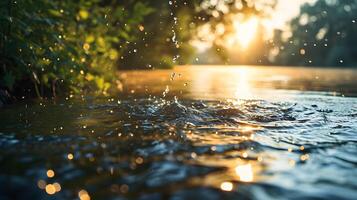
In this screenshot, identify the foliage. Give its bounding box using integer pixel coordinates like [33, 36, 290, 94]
[0, 0, 153, 97]
[271, 0, 357, 67]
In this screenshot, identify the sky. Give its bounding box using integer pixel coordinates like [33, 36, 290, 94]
[272, 0, 316, 29]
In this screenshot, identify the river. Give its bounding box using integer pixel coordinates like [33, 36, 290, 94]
[1, 65, 357, 199]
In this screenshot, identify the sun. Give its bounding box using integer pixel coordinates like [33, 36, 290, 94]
[233, 17, 259, 49]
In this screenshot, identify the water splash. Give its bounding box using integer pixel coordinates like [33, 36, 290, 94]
[169, 1, 180, 63]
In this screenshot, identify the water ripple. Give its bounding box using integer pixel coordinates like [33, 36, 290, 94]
[0, 96, 357, 199]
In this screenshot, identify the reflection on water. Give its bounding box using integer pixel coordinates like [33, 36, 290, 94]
[220, 181, 234, 191]
[235, 163, 254, 182]
[234, 67, 253, 99]
[119, 65, 357, 99]
[0, 66, 357, 199]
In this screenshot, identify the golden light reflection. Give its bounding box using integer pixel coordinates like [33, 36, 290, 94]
[46, 169, 55, 178]
[45, 184, 56, 195]
[188, 153, 261, 189]
[234, 67, 253, 99]
[53, 182, 61, 192]
[135, 157, 144, 164]
[235, 163, 254, 182]
[67, 153, 74, 160]
[220, 181, 234, 191]
[300, 154, 309, 161]
[239, 124, 261, 134]
[79, 189, 91, 200]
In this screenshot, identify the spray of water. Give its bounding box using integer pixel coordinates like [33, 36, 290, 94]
[169, 1, 180, 63]
[161, 1, 183, 100]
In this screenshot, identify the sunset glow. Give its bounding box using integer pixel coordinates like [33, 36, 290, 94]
[233, 17, 259, 49]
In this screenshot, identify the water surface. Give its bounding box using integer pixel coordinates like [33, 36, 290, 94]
[1, 66, 357, 200]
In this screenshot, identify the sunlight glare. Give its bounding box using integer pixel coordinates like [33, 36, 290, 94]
[220, 181, 234, 191]
[234, 67, 253, 99]
[235, 163, 254, 182]
[233, 17, 259, 49]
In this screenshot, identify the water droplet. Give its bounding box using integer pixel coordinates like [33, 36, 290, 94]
[220, 182, 233, 191]
[46, 169, 55, 178]
[45, 184, 56, 195]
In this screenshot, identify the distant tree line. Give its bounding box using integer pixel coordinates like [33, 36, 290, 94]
[196, 0, 357, 67]
[271, 0, 357, 67]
